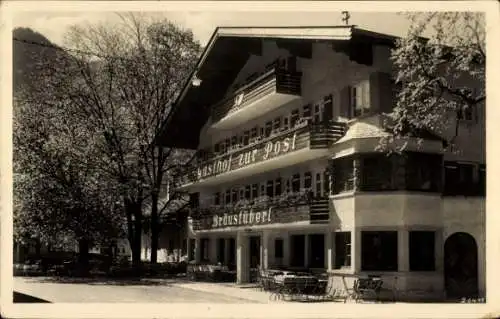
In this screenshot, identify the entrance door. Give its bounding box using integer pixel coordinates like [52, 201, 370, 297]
[249, 236, 261, 268]
[309, 234, 325, 268]
[249, 236, 261, 283]
[228, 238, 236, 270]
[444, 232, 479, 299]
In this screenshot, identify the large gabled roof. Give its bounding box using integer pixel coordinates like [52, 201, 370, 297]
[155, 25, 397, 149]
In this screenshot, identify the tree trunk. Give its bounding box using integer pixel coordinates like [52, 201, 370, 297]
[124, 198, 142, 274]
[150, 193, 159, 264]
[77, 238, 90, 276]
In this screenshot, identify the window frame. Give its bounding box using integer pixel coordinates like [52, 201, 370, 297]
[334, 231, 352, 269]
[409, 231, 436, 271]
[361, 231, 398, 272]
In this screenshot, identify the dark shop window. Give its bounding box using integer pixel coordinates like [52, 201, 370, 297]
[361, 231, 398, 271]
[274, 239, 284, 259]
[409, 231, 436, 271]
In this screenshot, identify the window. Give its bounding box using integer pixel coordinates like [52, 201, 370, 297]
[214, 142, 220, 154]
[409, 231, 435, 271]
[214, 192, 220, 205]
[405, 153, 442, 192]
[444, 161, 477, 195]
[217, 238, 225, 263]
[250, 127, 258, 141]
[231, 188, 238, 203]
[239, 187, 245, 201]
[290, 235, 305, 267]
[291, 109, 299, 127]
[274, 239, 284, 258]
[313, 103, 322, 123]
[225, 190, 231, 205]
[200, 238, 210, 261]
[243, 131, 250, 146]
[259, 127, 265, 139]
[265, 121, 273, 137]
[292, 173, 301, 192]
[309, 234, 325, 268]
[361, 155, 394, 191]
[245, 185, 251, 200]
[335, 232, 352, 269]
[332, 157, 354, 194]
[224, 138, 230, 152]
[251, 184, 258, 199]
[457, 106, 475, 121]
[267, 180, 274, 197]
[323, 94, 333, 121]
[260, 183, 266, 197]
[273, 117, 281, 133]
[323, 170, 330, 195]
[350, 81, 370, 117]
[315, 173, 322, 196]
[304, 172, 312, 189]
[361, 231, 398, 271]
[275, 178, 282, 195]
[302, 104, 311, 118]
[189, 239, 195, 260]
[479, 164, 486, 196]
[283, 116, 289, 131]
[284, 178, 291, 193]
[231, 135, 237, 148]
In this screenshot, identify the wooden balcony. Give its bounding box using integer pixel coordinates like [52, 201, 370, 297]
[176, 120, 347, 189]
[190, 192, 330, 231]
[210, 68, 302, 130]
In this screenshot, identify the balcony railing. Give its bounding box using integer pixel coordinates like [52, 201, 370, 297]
[176, 120, 347, 187]
[190, 190, 330, 230]
[211, 67, 302, 123]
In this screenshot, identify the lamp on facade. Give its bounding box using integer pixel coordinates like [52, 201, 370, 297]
[192, 74, 202, 87]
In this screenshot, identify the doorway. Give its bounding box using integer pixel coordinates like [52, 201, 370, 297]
[444, 232, 479, 299]
[249, 236, 261, 283]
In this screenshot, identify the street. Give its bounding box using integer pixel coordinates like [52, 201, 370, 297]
[14, 277, 262, 303]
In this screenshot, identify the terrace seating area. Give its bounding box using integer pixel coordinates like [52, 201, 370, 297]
[185, 263, 398, 303]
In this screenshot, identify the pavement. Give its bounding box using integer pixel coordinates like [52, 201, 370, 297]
[13, 277, 271, 303]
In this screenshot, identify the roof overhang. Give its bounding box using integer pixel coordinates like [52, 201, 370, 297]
[155, 26, 396, 149]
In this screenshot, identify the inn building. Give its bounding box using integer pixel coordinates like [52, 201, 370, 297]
[156, 26, 485, 299]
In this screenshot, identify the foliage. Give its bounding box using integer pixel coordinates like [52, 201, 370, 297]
[13, 13, 201, 265]
[388, 12, 485, 148]
[13, 29, 125, 251]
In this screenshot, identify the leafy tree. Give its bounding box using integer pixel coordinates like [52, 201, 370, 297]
[388, 12, 485, 148]
[13, 84, 125, 270]
[15, 14, 201, 267]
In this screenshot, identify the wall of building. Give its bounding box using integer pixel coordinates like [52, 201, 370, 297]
[198, 41, 394, 150]
[442, 197, 486, 297]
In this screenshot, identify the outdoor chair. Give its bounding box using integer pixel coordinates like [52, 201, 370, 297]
[352, 278, 384, 303]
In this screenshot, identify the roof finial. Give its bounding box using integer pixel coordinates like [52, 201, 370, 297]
[341, 11, 351, 25]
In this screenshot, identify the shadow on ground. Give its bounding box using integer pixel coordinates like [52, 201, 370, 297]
[23, 276, 185, 286]
[13, 291, 51, 303]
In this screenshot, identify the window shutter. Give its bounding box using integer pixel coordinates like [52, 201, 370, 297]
[340, 86, 351, 119]
[378, 72, 393, 114]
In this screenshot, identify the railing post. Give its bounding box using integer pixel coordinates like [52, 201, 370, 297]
[353, 157, 361, 192]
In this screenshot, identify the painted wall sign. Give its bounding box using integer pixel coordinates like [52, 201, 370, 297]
[192, 204, 312, 231]
[210, 207, 273, 229]
[197, 132, 298, 180]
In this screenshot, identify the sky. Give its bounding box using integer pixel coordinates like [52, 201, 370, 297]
[11, 10, 420, 48]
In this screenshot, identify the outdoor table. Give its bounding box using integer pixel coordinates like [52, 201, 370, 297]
[328, 273, 386, 303]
